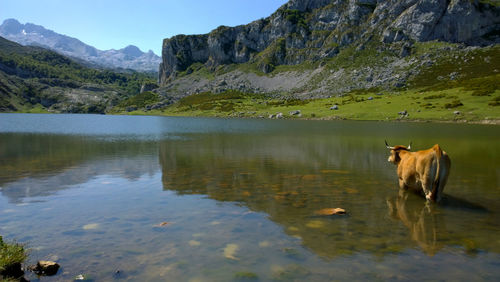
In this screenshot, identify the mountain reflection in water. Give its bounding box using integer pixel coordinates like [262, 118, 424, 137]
[0, 133, 159, 203]
[157, 131, 500, 258]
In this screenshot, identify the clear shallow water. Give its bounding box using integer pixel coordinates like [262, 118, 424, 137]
[0, 113, 499, 281]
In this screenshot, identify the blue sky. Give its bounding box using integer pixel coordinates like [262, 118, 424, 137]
[0, 0, 288, 55]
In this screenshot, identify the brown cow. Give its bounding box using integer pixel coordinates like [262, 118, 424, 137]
[386, 141, 451, 202]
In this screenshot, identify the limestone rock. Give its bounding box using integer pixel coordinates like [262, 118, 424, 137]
[158, 0, 500, 98]
[382, 0, 500, 44]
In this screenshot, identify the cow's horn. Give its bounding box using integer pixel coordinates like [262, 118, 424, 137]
[407, 142, 412, 150]
[385, 140, 394, 150]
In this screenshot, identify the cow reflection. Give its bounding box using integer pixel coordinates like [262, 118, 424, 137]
[386, 189, 446, 255]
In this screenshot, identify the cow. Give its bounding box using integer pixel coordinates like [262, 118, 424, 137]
[385, 141, 451, 203]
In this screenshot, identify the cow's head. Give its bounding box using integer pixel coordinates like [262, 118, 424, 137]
[385, 140, 411, 164]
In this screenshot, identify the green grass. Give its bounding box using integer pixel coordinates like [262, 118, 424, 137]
[0, 236, 27, 276]
[17, 104, 52, 113]
[119, 84, 499, 123]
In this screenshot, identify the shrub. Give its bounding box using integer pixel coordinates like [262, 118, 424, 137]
[284, 9, 308, 30]
[423, 93, 446, 100]
[444, 99, 463, 109]
[118, 91, 160, 108]
[488, 96, 500, 106]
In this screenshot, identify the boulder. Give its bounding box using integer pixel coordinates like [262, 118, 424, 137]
[29, 260, 60, 276]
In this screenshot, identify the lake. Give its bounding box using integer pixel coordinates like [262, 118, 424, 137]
[0, 113, 499, 281]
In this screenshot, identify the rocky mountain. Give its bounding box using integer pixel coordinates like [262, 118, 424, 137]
[0, 19, 161, 72]
[0, 36, 157, 113]
[158, 0, 500, 99]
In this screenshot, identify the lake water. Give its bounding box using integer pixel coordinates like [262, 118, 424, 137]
[0, 113, 499, 281]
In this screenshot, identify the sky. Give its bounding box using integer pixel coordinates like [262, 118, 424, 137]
[0, 0, 288, 55]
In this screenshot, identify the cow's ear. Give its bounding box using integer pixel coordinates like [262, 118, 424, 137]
[394, 151, 401, 163]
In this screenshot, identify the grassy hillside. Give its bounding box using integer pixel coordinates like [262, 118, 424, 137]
[117, 42, 500, 123]
[0, 36, 156, 113]
[129, 86, 498, 123]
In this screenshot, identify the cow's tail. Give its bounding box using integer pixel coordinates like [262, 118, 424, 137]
[431, 145, 443, 202]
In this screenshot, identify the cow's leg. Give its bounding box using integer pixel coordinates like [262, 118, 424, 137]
[421, 178, 434, 201]
[398, 178, 407, 190]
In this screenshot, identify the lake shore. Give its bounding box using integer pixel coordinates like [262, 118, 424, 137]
[109, 110, 500, 125]
[11, 110, 499, 125]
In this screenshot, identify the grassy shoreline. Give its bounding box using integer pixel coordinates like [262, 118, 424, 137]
[8, 80, 500, 125]
[0, 236, 27, 280]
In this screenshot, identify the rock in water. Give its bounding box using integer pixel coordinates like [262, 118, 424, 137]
[314, 208, 346, 216]
[153, 222, 170, 227]
[74, 274, 92, 280]
[29, 260, 60, 276]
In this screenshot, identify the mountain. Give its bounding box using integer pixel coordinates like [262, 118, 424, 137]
[0, 19, 161, 72]
[0, 36, 157, 113]
[157, 0, 500, 99]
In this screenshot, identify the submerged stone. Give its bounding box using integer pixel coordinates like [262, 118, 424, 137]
[314, 208, 346, 216]
[224, 243, 240, 260]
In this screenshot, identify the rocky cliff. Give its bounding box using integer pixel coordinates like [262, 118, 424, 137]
[158, 0, 499, 97]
